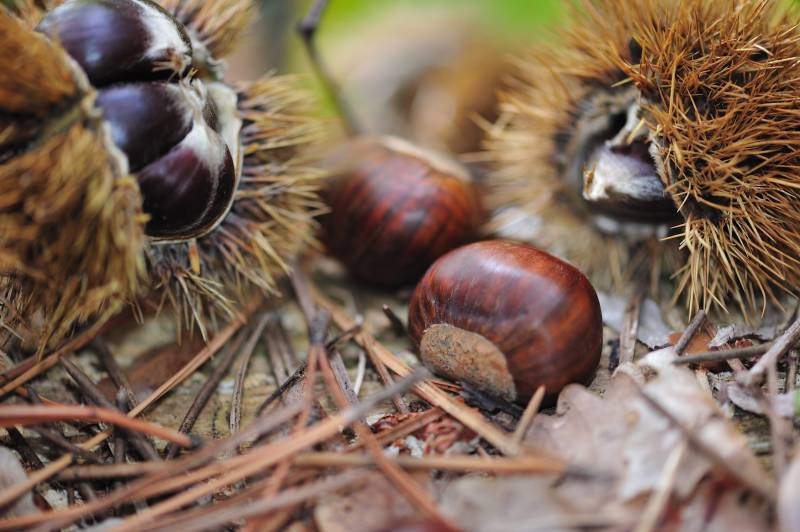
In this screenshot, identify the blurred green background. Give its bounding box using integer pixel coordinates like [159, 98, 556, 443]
[314, 0, 564, 37]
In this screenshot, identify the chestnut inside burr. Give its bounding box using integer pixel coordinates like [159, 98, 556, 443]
[565, 88, 677, 226]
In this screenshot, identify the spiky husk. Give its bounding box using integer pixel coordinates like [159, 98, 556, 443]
[488, 0, 800, 316]
[159, 0, 255, 59]
[146, 75, 326, 337]
[0, 10, 145, 348]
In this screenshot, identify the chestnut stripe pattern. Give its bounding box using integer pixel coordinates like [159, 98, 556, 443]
[321, 137, 481, 287]
[408, 241, 603, 402]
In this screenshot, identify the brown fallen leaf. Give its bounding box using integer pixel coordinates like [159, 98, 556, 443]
[97, 337, 206, 404]
[437, 348, 773, 531]
[315, 472, 417, 532]
[779, 449, 800, 532]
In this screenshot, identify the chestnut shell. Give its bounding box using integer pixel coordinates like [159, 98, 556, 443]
[320, 137, 482, 287]
[408, 240, 603, 402]
[37, 0, 191, 87]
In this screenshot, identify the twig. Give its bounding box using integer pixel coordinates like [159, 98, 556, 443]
[382, 304, 407, 337]
[0, 296, 259, 514]
[513, 386, 546, 446]
[672, 343, 771, 366]
[98, 369, 432, 532]
[674, 310, 707, 356]
[318, 342, 458, 530]
[0, 401, 306, 531]
[742, 316, 800, 388]
[141, 470, 370, 532]
[292, 269, 409, 414]
[230, 315, 271, 436]
[296, 0, 362, 136]
[6, 427, 45, 471]
[787, 351, 798, 393]
[164, 331, 247, 460]
[0, 405, 195, 448]
[619, 285, 645, 365]
[353, 349, 367, 396]
[61, 357, 160, 461]
[93, 339, 137, 410]
[256, 363, 307, 416]
[0, 319, 108, 399]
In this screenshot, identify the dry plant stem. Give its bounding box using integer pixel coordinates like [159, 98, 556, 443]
[0, 297, 259, 515]
[787, 351, 798, 392]
[765, 360, 791, 479]
[634, 440, 688, 532]
[513, 385, 546, 445]
[318, 345, 458, 531]
[326, 319, 364, 351]
[383, 304, 407, 337]
[0, 404, 195, 448]
[366, 408, 444, 450]
[674, 310, 707, 356]
[56, 449, 569, 481]
[619, 285, 645, 365]
[0, 402, 307, 531]
[165, 331, 247, 460]
[6, 427, 45, 471]
[292, 270, 409, 414]
[632, 378, 776, 501]
[246, 311, 333, 530]
[142, 471, 370, 532]
[673, 344, 771, 366]
[0, 319, 108, 399]
[27, 424, 103, 465]
[312, 286, 524, 456]
[103, 370, 430, 532]
[256, 362, 306, 415]
[93, 339, 137, 410]
[231, 315, 272, 437]
[61, 357, 160, 461]
[297, 0, 362, 136]
[743, 316, 800, 387]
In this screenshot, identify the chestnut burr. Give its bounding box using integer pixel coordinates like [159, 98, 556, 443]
[408, 240, 603, 403]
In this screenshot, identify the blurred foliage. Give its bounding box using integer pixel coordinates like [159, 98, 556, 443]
[318, 0, 564, 37]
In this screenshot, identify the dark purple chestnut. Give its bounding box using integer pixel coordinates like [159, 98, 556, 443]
[96, 82, 193, 172]
[320, 136, 482, 287]
[137, 119, 236, 240]
[408, 240, 603, 403]
[37, 0, 192, 86]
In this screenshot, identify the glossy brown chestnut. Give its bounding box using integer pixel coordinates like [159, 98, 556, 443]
[320, 136, 482, 287]
[408, 240, 603, 403]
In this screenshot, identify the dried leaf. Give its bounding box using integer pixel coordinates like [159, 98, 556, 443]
[314, 472, 416, 532]
[779, 451, 800, 532]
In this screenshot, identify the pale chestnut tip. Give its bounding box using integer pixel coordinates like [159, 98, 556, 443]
[408, 240, 603, 403]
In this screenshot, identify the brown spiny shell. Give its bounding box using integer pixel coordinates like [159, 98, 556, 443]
[0, 0, 324, 347]
[487, 0, 800, 316]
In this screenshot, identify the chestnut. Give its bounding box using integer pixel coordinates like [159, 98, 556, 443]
[37, 0, 192, 86]
[320, 136, 482, 287]
[36, 0, 242, 242]
[408, 240, 603, 403]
